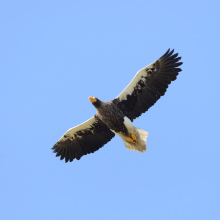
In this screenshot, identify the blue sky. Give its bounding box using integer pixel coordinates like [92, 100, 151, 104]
[1, 1, 220, 219]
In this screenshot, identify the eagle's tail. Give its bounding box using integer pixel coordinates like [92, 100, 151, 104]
[122, 127, 148, 153]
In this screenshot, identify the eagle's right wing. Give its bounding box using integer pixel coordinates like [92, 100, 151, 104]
[52, 116, 115, 162]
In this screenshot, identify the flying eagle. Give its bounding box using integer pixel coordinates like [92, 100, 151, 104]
[52, 49, 182, 162]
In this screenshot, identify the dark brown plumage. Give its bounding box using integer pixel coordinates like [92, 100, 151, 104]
[95, 100, 128, 135]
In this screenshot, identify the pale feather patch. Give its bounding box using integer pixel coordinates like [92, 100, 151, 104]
[58, 116, 96, 141]
[123, 116, 135, 131]
[116, 62, 155, 100]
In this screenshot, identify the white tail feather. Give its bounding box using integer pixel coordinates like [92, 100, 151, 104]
[112, 117, 148, 153]
[122, 127, 148, 153]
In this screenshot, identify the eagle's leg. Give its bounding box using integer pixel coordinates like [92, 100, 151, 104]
[125, 133, 137, 143]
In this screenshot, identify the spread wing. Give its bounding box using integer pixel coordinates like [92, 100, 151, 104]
[52, 116, 115, 162]
[112, 49, 183, 121]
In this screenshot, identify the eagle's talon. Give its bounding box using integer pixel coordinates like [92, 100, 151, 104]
[130, 133, 137, 142]
[125, 133, 137, 143]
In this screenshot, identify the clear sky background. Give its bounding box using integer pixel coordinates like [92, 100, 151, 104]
[1, 1, 220, 219]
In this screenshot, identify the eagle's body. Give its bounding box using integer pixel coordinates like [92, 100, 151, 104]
[94, 100, 128, 135]
[94, 99, 148, 152]
[52, 49, 183, 162]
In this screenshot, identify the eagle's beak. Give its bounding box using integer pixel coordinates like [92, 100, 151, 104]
[88, 96, 97, 103]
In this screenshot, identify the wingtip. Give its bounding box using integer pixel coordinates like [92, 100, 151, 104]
[164, 48, 170, 56]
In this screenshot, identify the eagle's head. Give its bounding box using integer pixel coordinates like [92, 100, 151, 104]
[88, 96, 101, 108]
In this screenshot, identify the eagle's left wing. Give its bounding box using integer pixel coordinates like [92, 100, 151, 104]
[52, 116, 115, 162]
[112, 49, 182, 121]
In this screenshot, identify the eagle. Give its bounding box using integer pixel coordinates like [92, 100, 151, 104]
[52, 49, 182, 162]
